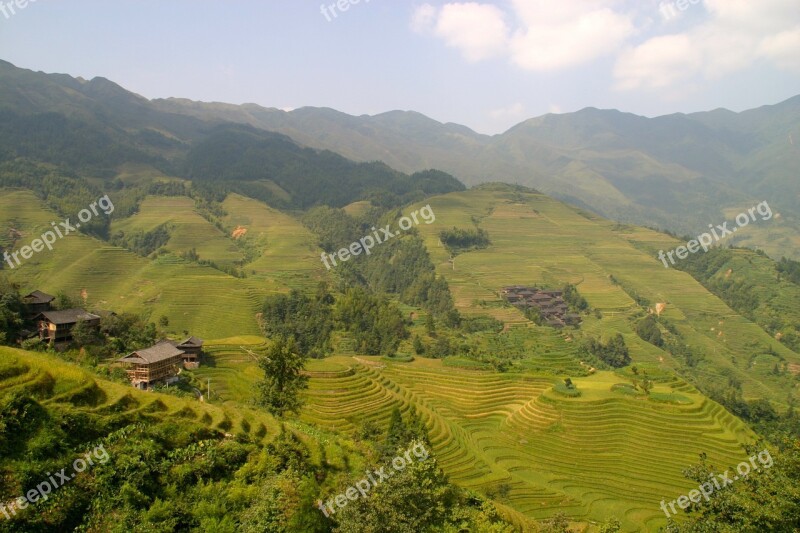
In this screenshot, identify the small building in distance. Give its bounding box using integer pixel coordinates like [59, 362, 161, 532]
[117, 341, 185, 390]
[501, 286, 582, 328]
[168, 336, 204, 369]
[36, 309, 101, 343]
[22, 291, 55, 319]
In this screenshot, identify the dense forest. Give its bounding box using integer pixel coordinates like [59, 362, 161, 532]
[185, 125, 465, 209]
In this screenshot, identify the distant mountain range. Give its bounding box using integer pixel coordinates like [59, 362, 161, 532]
[2, 59, 798, 257]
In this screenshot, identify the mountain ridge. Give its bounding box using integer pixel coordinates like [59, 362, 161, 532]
[1, 58, 798, 258]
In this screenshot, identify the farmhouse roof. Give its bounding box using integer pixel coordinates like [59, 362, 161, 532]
[37, 309, 100, 325]
[179, 336, 204, 347]
[24, 291, 55, 304]
[118, 341, 185, 365]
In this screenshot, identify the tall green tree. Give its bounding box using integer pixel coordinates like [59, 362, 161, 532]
[667, 441, 800, 532]
[333, 444, 458, 533]
[0, 277, 23, 344]
[256, 337, 309, 417]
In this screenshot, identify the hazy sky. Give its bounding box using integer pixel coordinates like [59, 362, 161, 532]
[1, 0, 798, 134]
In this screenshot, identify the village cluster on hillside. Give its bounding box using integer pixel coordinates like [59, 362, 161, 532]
[501, 286, 582, 328]
[21, 289, 203, 391]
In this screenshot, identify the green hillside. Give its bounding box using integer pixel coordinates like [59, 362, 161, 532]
[0, 188, 317, 339]
[405, 185, 799, 407]
[0, 345, 368, 532]
[154, 96, 800, 260]
[133, 184, 795, 530]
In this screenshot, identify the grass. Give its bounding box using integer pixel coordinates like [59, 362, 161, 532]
[112, 196, 244, 267]
[405, 186, 800, 407]
[0, 189, 327, 339]
[3, 184, 797, 530]
[296, 356, 755, 531]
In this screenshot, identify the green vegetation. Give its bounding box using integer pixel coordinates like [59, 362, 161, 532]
[0, 278, 22, 344]
[261, 285, 408, 358]
[585, 334, 630, 368]
[0, 89, 800, 531]
[261, 288, 335, 358]
[562, 283, 589, 312]
[673, 247, 800, 353]
[439, 226, 490, 255]
[110, 222, 171, 257]
[0, 348, 520, 532]
[185, 125, 464, 209]
[636, 315, 663, 347]
[777, 256, 800, 285]
[665, 441, 800, 532]
[256, 337, 309, 416]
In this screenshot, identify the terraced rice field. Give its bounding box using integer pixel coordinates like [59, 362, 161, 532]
[0, 346, 277, 443]
[301, 356, 755, 530]
[406, 187, 800, 406]
[112, 196, 245, 267]
[0, 190, 322, 339]
[220, 193, 325, 292]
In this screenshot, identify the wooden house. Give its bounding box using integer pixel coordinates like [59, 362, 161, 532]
[117, 341, 185, 390]
[36, 309, 101, 343]
[169, 336, 204, 368]
[23, 291, 55, 319]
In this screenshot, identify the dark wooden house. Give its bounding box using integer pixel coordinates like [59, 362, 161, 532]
[169, 336, 204, 368]
[23, 291, 55, 319]
[36, 309, 101, 343]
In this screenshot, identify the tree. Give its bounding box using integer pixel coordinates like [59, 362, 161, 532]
[382, 407, 408, 459]
[54, 291, 77, 310]
[539, 512, 575, 533]
[425, 313, 436, 336]
[412, 335, 425, 355]
[599, 517, 621, 533]
[256, 337, 309, 417]
[674, 441, 800, 531]
[639, 373, 653, 396]
[585, 334, 630, 368]
[101, 313, 157, 353]
[635, 315, 663, 347]
[445, 309, 461, 328]
[334, 442, 458, 533]
[0, 277, 22, 344]
[71, 318, 101, 347]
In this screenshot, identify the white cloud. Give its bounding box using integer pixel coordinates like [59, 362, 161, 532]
[411, 0, 800, 91]
[614, 0, 800, 89]
[419, 3, 509, 61]
[758, 27, 800, 71]
[410, 3, 437, 33]
[509, 1, 635, 71]
[615, 34, 703, 90]
[412, 0, 634, 70]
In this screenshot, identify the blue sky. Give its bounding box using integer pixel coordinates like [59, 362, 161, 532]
[1, 0, 798, 134]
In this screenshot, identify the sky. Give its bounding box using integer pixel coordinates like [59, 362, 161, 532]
[0, 0, 798, 134]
